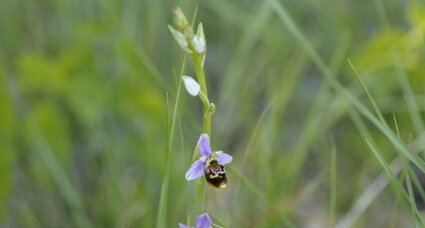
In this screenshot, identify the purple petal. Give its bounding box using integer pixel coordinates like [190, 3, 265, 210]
[198, 134, 212, 157]
[216, 151, 233, 165]
[179, 224, 194, 228]
[185, 160, 206, 181]
[195, 213, 212, 228]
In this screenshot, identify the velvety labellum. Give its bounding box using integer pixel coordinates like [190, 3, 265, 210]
[204, 159, 227, 188]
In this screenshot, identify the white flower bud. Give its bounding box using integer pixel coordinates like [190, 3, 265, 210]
[192, 35, 205, 54]
[182, 76, 201, 96]
[196, 23, 206, 65]
[173, 7, 190, 31]
[168, 25, 192, 53]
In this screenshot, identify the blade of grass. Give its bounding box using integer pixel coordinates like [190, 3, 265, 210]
[330, 136, 337, 227]
[349, 60, 420, 221]
[348, 59, 388, 127]
[401, 156, 417, 224]
[136, 47, 166, 88]
[228, 166, 295, 228]
[156, 56, 186, 228]
[156, 93, 171, 228]
[295, 168, 327, 204]
[28, 127, 90, 227]
[392, 51, 425, 135]
[349, 53, 422, 224]
[336, 134, 425, 227]
[410, 169, 425, 207]
[266, 0, 425, 174]
[393, 114, 417, 223]
[394, 114, 418, 225]
[374, 0, 425, 135]
[219, 2, 272, 104]
[336, 110, 399, 228]
[363, 138, 424, 226]
[7, 76, 90, 228]
[376, 2, 425, 221]
[287, 33, 350, 184]
[241, 96, 275, 164]
[349, 61, 420, 221]
[336, 110, 424, 228]
[157, 7, 196, 220]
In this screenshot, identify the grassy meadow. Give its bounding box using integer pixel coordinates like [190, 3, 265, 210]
[1, 0, 425, 227]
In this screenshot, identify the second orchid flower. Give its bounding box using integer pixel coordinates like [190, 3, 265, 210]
[185, 134, 233, 188]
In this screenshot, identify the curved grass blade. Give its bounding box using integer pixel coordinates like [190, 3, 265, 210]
[266, 0, 425, 174]
[156, 57, 186, 228]
[228, 166, 295, 228]
[364, 139, 425, 226]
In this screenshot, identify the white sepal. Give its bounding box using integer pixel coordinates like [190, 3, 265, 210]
[173, 7, 190, 31]
[182, 76, 201, 96]
[196, 23, 207, 66]
[196, 23, 206, 51]
[168, 25, 192, 53]
[192, 35, 205, 54]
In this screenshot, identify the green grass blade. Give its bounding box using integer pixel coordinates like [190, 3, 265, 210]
[348, 60, 388, 127]
[364, 138, 424, 226]
[394, 114, 418, 225]
[156, 93, 171, 228]
[402, 157, 417, 224]
[374, 0, 425, 135]
[392, 52, 425, 135]
[339, 110, 425, 228]
[156, 57, 185, 227]
[8, 79, 89, 227]
[410, 170, 425, 207]
[267, 0, 425, 174]
[295, 168, 327, 206]
[287, 33, 350, 185]
[27, 123, 90, 228]
[330, 137, 337, 227]
[228, 166, 295, 228]
[348, 61, 421, 223]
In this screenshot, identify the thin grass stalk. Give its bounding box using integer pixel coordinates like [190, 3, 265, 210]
[267, 0, 425, 173]
[156, 57, 186, 228]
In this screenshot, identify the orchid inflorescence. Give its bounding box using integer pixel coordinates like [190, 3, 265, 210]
[169, 6, 233, 228]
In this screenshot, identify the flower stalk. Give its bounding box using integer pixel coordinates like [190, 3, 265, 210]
[191, 34, 210, 216]
[170, 6, 228, 219]
[170, 7, 212, 138]
[192, 41, 211, 138]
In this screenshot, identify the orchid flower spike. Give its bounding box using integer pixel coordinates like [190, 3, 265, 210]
[185, 134, 233, 188]
[179, 213, 212, 228]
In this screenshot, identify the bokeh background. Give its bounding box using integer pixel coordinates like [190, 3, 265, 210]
[1, 0, 425, 227]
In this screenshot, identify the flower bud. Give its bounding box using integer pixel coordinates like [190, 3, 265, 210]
[192, 35, 205, 54]
[195, 23, 207, 65]
[182, 76, 201, 96]
[173, 7, 191, 33]
[168, 26, 192, 53]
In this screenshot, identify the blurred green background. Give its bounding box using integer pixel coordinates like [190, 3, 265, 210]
[1, 0, 425, 227]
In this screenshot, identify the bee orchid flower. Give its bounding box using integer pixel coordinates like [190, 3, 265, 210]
[179, 213, 212, 228]
[185, 134, 233, 188]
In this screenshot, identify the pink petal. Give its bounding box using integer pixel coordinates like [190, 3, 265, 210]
[216, 151, 233, 165]
[196, 213, 212, 228]
[198, 134, 212, 157]
[185, 160, 205, 181]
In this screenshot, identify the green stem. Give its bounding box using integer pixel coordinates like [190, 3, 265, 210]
[193, 53, 211, 136]
[192, 52, 211, 214]
[193, 54, 208, 97]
